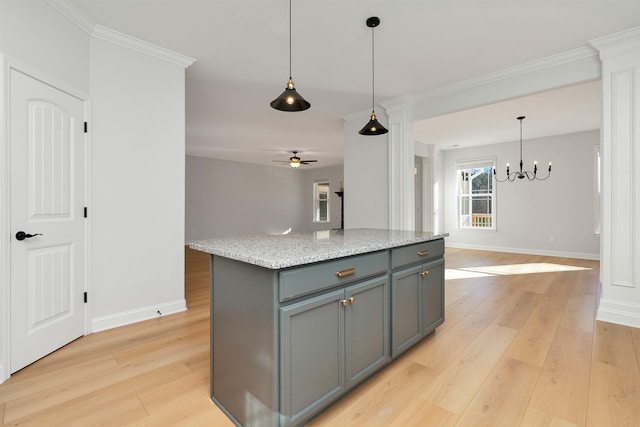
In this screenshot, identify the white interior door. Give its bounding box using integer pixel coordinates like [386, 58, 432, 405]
[10, 69, 86, 373]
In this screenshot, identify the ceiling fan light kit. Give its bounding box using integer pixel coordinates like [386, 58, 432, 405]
[359, 16, 388, 136]
[270, 0, 310, 112]
[273, 151, 318, 168]
[493, 116, 552, 182]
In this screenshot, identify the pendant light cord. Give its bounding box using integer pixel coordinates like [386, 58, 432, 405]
[371, 24, 375, 112]
[289, 0, 292, 79]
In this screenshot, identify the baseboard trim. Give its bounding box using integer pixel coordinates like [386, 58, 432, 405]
[597, 299, 640, 328]
[0, 363, 6, 385]
[444, 243, 600, 261]
[91, 299, 187, 333]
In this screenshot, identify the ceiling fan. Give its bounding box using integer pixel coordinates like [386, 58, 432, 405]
[273, 151, 318, 168]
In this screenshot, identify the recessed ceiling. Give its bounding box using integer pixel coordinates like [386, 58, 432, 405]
[66, 0, 640, 167]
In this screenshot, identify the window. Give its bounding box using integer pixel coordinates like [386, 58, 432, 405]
[313, 180, 330, 222]
[456, 159, 496, 230]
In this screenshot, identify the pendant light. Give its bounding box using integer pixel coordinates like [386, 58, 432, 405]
[270, 0, 310, 112]
[493, 116, 552, 182]
[359, 17, 388, 136]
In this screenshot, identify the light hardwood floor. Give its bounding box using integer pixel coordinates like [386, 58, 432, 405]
[1, 248, 639, 426]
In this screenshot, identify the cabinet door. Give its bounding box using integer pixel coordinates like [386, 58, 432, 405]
[345, 276, 390, 388]
[391, 265, 422, 358]
[421, 259, 445, 335]
[280, 289, 345, 426]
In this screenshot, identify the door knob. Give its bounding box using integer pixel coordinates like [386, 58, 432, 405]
[15, 231, 43, 241]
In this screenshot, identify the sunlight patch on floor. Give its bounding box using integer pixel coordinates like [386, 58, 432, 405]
[446, 262, 591, 280]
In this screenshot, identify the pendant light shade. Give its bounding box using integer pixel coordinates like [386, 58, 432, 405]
[271, 0, 310, 112]
[359, 17, 388, 136]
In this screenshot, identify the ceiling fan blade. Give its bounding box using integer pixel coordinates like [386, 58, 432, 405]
[300, 160, 318, 164]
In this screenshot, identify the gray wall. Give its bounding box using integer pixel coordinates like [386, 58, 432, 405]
[186, 156, 344, 241]
[442, 129, 600, 259]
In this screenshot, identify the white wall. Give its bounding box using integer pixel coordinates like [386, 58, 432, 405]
[186, 156, 306, 240]
[185, 156, 344, 241]
[89, 38, 187, 329]
[443, 130, 600, 259]
[343, 113, 389, 229]
[0, 0, 90, 93]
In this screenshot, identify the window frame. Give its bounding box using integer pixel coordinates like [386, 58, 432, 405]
[455, 158, 497, 231]
[313, 179, 330, 223]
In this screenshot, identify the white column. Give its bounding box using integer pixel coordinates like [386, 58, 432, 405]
[386, 101, 415, 231]
[590, 28, 640, 328]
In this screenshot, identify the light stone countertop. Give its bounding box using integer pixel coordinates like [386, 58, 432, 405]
[189, 228, 448, 269]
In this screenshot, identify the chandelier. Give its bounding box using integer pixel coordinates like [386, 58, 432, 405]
[493, 116, 551, 182]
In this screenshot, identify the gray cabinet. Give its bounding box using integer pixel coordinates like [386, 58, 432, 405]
[206, 237, 445, 427]
[280, 275, 389, 427]
[391, 241, 445, 359]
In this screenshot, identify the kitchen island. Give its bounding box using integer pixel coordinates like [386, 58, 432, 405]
[190, 228, 448, 427]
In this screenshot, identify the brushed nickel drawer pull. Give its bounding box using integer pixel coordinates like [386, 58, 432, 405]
[335, 267, 356, 278]
[418, 250, 430, 256]
[420, 270, 429, 277]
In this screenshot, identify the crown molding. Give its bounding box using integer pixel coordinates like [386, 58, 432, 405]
[346, 46, 598, 121]
[410, 46, 597, 104]
[589, 26, 640, 60]
[45, 0, 195, 68]
[45, 0, 95, 34]
[92, 25, 195, 68]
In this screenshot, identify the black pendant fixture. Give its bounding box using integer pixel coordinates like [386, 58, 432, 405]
[270, 0, 310, 112]
[359, 16, 388, 136]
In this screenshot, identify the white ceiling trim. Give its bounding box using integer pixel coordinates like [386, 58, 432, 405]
[380, 46, 597, 113]
[46, 0, 195, 68]
[92, 25, 195, 68]
[589, 26, 640, 60]
[46, 0, 94, 34]
[342, 46, 600, 123]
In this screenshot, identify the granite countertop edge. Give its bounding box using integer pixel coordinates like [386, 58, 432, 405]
[189, 229, 448, 270]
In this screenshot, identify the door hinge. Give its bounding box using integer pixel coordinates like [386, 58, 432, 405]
[84, 122, 88, 133]
[84, 292, 88, 303]
[84, 207, 88, 218]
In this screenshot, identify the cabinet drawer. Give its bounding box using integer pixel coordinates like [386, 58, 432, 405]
[280, 251, 388, 301]
[391, 239, 444, 269]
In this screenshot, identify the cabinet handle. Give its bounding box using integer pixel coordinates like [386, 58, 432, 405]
[349, 297, 355, 304]
[418, 250, 430, 257]
[420, 270, 429, 277]
[341, 299, 348, 306]
[335, 267, 356, 278]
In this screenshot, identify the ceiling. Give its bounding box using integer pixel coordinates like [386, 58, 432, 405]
[67, 0, 640, 168]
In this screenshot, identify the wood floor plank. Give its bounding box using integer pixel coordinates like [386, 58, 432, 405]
[420, 323, 518, 414]
[389, 398, 458, 427]
[526, 327, 592, 425]
[308, 360, 440, 427]
[407, 314, 492, 373]
[4, 360, 192, 423]
[586, 321, 640, 427]
[586, 361, 640, 427]
[503, 277, 572, 367]
[454, 356, 539, 427]
[493, 291, 543, 330]
[521, 407, 582, 427]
